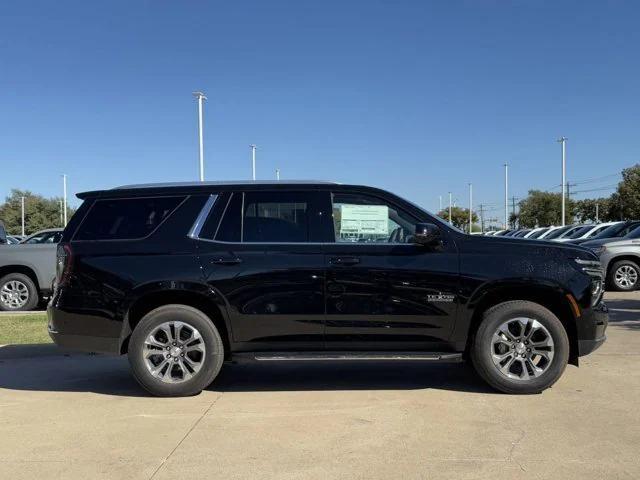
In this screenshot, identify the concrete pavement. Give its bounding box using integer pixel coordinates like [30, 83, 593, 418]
[0, 292, 639, 479]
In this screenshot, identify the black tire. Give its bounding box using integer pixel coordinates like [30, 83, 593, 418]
[0, 273, 39, 311]
[471, 300, 569, 394]
[607, 260, 640, 292]
[128, 304, 224, 397]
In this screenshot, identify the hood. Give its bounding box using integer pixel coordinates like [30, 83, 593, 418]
[467, 232, 597, 260]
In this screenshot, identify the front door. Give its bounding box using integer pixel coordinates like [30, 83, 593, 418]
[323, 191, 459, 351]
[195, 190, 328, 351]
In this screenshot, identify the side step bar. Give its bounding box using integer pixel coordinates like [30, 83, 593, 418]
[237, 352, 463, 363]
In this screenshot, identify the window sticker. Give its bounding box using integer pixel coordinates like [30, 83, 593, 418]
[338, 204, 389, 241]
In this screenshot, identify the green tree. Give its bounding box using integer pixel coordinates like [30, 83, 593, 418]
[0, 189, 73, 235]
[517, 190, 575, 228]
[614, 164, 640, 219]
[437, 207, 478, 232]
[574, 197, 611, 223]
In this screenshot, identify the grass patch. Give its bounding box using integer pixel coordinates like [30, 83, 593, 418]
[0, 313, 51, 345]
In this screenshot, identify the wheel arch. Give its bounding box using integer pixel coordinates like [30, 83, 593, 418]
[606, 254, 640, 278]
[0, 265, 40, 290]
[464, 282, 579, 366]
[121, 284, 232, 359]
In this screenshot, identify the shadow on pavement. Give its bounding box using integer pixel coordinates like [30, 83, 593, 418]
[0, 345, 494, 397]
[605, 297, 640, 330]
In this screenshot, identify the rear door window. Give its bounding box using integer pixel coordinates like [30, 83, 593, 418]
[200, 191, 329, 243]
[74, 196, 185, 241]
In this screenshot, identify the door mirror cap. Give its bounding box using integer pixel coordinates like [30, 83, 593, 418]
[414, 223, 441, 245]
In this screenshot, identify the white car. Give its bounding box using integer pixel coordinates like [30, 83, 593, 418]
[554, 222, 621, 243]
[524, 227, 550, 239]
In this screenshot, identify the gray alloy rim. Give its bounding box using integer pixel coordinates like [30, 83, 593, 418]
[490, 317, 555, 381]
[614, 265, 638, 289]
[0, 280, 29, 309]
[143, 321, 206, 384]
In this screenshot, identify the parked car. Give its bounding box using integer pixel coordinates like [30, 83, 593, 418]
[524, 227, 551, 239]
[573, 220, 640, 246]
[48, 181, 607, 397]
[0, 228, 63, 311]
[559, 222, 621, 244]
[539, 225, 575, 240]
[585, 227, 640, 291]
[512, 229, 532, 238]
[493, 229, 512, 236]
[6, 236, 21, 245]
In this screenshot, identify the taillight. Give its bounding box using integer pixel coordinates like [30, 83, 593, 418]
[56, 243, 73, 286]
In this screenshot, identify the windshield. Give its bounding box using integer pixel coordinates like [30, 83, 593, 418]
[564, 226, 592, 239]
[544, 226, 572, 239]
[624, 225, 640, 239]
[593, 222, 638, 240]
[527, 228, 549, 239]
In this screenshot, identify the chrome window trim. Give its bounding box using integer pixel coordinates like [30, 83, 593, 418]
[187, 194, 218, 239]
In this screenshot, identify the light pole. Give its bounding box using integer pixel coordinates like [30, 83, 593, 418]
[504, 163, 509, 228]
[62, 174, 68, 226]
[468, 183, 473, 233]
[439, 195, 442, 213]
[276, 168, 280, 181]
[21, 196, 25, 236]
[192, 91, 207, 181]
[448, 192, 452, 225]
[250, 144, 256, 180]
[558, 137, 567, 226]
[595, 203, 599, 223]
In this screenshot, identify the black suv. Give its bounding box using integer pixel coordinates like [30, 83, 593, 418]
[48, 181, 607, 396]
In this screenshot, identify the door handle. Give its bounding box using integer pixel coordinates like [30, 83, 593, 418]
[329, 256, 360, 266]
[211, 256, 242, 265]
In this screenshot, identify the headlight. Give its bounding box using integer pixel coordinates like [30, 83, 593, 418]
[592, 245, 606, 257]
[574, 258, 604, 307]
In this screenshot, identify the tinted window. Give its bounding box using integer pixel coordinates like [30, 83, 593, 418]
[545, 226, 572, 239]
[214, 193, 242, 242]
[331, 193, 417, 243]
[528, 228, 548, 239]
[74, 196, 185, 241]
[23, 231, 61, 244]
[243, 192, 311, 242]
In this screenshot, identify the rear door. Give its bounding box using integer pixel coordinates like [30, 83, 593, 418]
[323, 190, 459, 351]
[195, 190, 329, 351]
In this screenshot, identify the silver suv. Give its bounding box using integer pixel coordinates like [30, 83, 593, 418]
[587, 227, 640, 291]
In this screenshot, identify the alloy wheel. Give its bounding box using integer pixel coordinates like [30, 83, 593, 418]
[490, 317, 555, 381]
[143, 321, 206, 383]
[0, 280, 29, 309]
[614, 265, 638, 289]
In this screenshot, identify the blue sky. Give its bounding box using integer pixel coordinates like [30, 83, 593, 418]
[1, 1, 639, 222]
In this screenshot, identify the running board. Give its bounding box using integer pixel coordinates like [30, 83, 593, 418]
[240, 352, 463, 363]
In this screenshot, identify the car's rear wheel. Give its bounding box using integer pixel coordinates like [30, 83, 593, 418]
[608, 260, 639, 291]
[0, 273, 39, 311]
[471, 300, 569, 394]
[128, 304, 224, 397]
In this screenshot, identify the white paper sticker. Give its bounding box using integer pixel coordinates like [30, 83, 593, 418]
[339, 204, 389, 236]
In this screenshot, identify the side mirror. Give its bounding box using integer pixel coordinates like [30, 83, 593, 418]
[414, 223, 441, 245]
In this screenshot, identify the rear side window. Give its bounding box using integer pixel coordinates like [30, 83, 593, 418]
[199, 191, 327, 243]
[74, 196, 185, 241]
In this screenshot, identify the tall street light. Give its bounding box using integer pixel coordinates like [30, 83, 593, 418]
[62, 174, 68, 226]
[448, 192, 452, 225]
[504, 163, 509, 228]
[21, 196, 25, 236]
[468, 183, 473, 233]
[250, 144, 257, 180]
[192, 91, 207, 181]
[276, 168, 280, 181]
[558, 137, 567, 226]
[439, 195, 442, 213]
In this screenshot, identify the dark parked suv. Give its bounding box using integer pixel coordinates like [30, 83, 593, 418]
[48, 181, 608, 396]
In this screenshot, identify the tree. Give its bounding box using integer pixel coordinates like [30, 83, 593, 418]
[437, 207, 478, 232]
[614, 164, 640, 220]
[0, 189, 73, 235]
[574, 197, 611, 223]
[517, 190, 575, 228]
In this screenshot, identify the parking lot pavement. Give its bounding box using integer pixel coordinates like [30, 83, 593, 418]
[0, 293, 638, 480]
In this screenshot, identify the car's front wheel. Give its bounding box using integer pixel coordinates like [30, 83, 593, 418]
[128, 304, 224, 397]
[471, 300, 569, 394]
[608, 260, 639, 291]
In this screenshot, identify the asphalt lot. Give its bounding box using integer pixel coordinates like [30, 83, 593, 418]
[0, 292, 638, 480]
